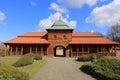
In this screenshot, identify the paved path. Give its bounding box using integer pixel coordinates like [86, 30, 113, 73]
[31, 57, 96, 80]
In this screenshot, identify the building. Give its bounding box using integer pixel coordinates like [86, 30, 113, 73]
[4, 19, 118, 57]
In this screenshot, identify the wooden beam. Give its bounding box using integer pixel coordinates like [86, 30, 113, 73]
[97, 46, 99, 53]
[30, 45, 32, 53]
[4, 45, 7, 56]
[82, 46, 84, 55]
[41, 47, 43, 56]
[88, 47, 90, 54]
[21, 46, 23, 55]
[107, 45, 110, 56]
[10, 46, 12, 56]
[76, 46, 78, 57]
[16, 46, 18, 56]
[35, 45, 38, 54]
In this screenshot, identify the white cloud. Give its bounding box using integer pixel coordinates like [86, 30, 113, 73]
[68, 21, 76, 28]
[0, 11, 6, 25]
[49, 2, 67, 13]
[0, 11, 5, 22]
[30, 1, 37, 6]
[86, 0, 120, 27]
[50, 0, 98, 13]
[66, 14, 69, 19]
[38, 12, 77, 31]
[58, 0, 98, 8]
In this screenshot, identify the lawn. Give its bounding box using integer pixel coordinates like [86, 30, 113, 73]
[76, 61, 91, 66]
[116, 55, 120, 59]
[19, 60, 46, 77]
[0, 57, 46, 78]
[0, 57, 19, 65]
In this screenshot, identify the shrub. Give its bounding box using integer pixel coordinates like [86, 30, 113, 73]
[77, 54, 92, 61]
[80, 57, 120, 80]
[24, 53, 42, 60]
[12, 56, 34, 67]
[95, 58, 120, 75]
[34, 54, 42, 60]
[13, 53, 42, 67]
[0, 64, 29, 80]
[91, 53, 104, 62]
[24, 53, 35, 57]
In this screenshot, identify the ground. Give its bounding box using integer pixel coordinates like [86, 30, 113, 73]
[31, 57, 96, 80]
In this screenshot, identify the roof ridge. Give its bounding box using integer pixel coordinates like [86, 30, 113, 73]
[18, 32, 47, 37]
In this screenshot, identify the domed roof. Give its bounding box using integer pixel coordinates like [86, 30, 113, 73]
[52, 20, 68, 26]
[47, 19, 73, 30]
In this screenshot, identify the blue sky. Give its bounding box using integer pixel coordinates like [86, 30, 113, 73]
[0, 0, 120, 41]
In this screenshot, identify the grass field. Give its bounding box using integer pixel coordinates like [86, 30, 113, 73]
[116, 55, 120, 59]
[0, 57, 46, 78]
[76, 61, 91, 66]
[0, 57, 19, 65]
[19, 60, 46, 77]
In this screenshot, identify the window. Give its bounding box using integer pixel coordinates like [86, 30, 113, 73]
[54, 35, 57, 40]
[63, 35, 67, 40]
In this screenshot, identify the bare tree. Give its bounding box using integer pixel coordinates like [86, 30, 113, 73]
[106, 23, 120, 42]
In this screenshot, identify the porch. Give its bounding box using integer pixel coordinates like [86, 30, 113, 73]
[4, 44, 48, 56]
[69, 44, 116, 57]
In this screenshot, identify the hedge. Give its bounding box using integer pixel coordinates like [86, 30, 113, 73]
[24, 53, 42, 60]
[77, 54, 92, 62]
[24, 53, 35, 57]
[0, 64, 29, 80]
[77, 53, 104, 62]
[12, 56, 34, 67]
[80, 58, 120, 80]
[12, 53, 42, 67]
[34, 54, 42, 60]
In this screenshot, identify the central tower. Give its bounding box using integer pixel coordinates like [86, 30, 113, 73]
[46, 19, 73, 57]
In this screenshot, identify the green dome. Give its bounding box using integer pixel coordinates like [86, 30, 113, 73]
[47, 20, 73, 30]
[52, 20, 68, 26]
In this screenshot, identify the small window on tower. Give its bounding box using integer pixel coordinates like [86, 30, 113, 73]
[54, 35, 57, 40]
[63, 35, 67, 40]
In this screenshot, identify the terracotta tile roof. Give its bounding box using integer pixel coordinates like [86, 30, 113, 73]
[4, 32, 118, 45]
[19, 32, 47, 37]
[71, 32, 118, 44]
[70, 37, 118, 44]
[72, 32, 103, 37]
[5, 37, 49, 44]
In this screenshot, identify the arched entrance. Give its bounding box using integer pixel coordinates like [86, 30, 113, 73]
[54, 46, 66, 57]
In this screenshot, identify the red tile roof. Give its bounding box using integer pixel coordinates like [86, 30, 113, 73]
[5, 37, 49, 44]
[4, 32, 118, 45]
[19, 32, 47, 37]
[72, 32, 103, 37]
[70, 37, 118, 44]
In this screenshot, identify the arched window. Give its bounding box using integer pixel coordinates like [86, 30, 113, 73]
[63, 35, 67, 40]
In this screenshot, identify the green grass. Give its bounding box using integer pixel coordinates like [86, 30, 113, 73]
[19, 60, 46, 78]
[0, 57, 19, 65]
[73, 58, 91, 66]
[76, 61, 91, 66]
[116, 55, 120, 59]
[0, 57, 46, 78]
